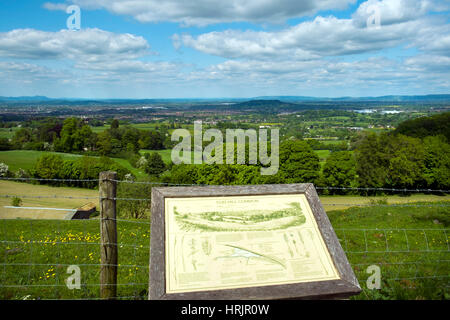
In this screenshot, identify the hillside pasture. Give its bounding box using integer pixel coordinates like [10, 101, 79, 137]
[0, 150, 146, 179]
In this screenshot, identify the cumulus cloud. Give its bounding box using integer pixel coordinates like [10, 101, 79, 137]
[4, 0, 449, 97]
[181, 55, 449, 96]
[351, 0, 442, 27]
[177, 16, 423, 59]
[0, 28, 150, 61]
[176, 0, 449, 60]
[0, 28, 179, 89]
[65, 0, 356, 25]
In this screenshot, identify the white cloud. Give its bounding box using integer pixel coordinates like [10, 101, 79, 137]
[0, 28, 150, 61]
[177, 16, 426, 59]
[3, 0, 449, 97]
[42, 2, 69, 11]
[351, 0, 443, 27]
[176, 0, 449, 60]
[66, 0, 356, 26]
[0, 61, 70, 83]
[404, 54, 450, 72]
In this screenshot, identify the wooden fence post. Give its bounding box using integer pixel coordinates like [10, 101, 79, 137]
[99, 171, 118, 299]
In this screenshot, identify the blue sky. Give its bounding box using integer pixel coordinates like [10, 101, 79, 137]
[0, 0, 449, 99]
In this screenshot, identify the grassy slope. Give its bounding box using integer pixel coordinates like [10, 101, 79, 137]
[0, 150, 146, 179]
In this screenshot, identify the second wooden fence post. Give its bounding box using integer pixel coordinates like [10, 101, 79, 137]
[99, 171, 118, 299]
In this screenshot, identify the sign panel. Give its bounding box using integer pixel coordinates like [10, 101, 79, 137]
[150, 184, 361, 300]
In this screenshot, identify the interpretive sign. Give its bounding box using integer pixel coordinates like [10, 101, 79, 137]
[149, 184, 361, 300]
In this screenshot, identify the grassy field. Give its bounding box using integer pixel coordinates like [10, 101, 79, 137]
[314, 150, 331, 165]
[0, 150, 81, 172]
[90, 123, 194, 136]
[320, 194, 450, 211]
[0, 181, 99, 210]
[0, 218, 149, 300]
[328, 204, 449, 300]
[0, 150, 147, 180]
[0, 197, 448, 300]
[140, 149, 173, 164]
[0, 179, 448, 212]
[0, 127, 19, 139]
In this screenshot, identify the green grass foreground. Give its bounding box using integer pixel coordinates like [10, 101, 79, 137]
[0, 202, 448, 300]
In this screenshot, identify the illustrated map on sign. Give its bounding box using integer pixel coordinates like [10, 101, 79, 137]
[165, 194, 340, 294]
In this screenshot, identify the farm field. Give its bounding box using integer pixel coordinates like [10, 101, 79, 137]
[0, 180, 99, 210]
[90, 122, 194, 135]
[0, 200, 448, 300]
[0, 179, 449, 214]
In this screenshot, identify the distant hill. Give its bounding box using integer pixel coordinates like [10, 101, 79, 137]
[0, 94, 449, 104]
[0, 96, 52, 101]
[253, 94, 450, 102]
[395, 112, 450, 140]
[233, 99, 296, 108]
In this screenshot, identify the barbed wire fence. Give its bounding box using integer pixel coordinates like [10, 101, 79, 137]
[0, 175, 449, 300]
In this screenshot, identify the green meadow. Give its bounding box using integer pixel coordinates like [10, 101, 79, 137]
[0, 150, 147, 180]
[0, 199, 448, 300]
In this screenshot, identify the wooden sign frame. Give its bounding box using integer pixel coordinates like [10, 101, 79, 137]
[149, 183, 361, 300]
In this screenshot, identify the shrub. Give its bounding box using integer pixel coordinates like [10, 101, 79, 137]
[11, 197, 22, 207]
[117, 182, 151, 219]
[0, 162, 10, 177]
[143, 153, 166, 176]
[15, 168, 29, 179]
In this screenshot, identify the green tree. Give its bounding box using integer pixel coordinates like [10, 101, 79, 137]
[0, 137, 11, 151]
[34, 154, 64, 179]
[138, 130, 164, 150]
[354, 132, 390, 189]
[385, 135, 425, 189]
[422, 135, 450, 189]
[110, 119, 120, 130]
[143, 152, 166, 176]
[55, 118, 78, 152]
[355, 133, 425, 190]
[12, 128, 33, 148]
[122, 128, 140, 153]
[395, 111, 450, 140]
[117, 181, 151, 219]
[96, 131, 113, 156]
[161, 164, 199, 185]
[279, 140, 320, 183]
[72, 125, 95, 151]
[321, 151, 356, 193]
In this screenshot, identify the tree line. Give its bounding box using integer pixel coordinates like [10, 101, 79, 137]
[2, 118, 166, 157]
[1, 112, 448, 194]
